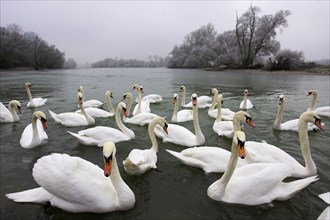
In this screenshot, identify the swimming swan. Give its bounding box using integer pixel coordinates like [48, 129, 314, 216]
[78, 85, 103, 108]
[0, 100, 21, 123]
[49, 92, 95, 127]
[132, 84, 151, 115]
[208, 88, 234, 120]
[25, 82, 47, 108]
[123, 117, 168, 175]
[307, 90, 330, 117]
[20, 111, 48, 149]
[6, 142, 136, 213]
[180, 85, 212, 108]
[68, 102, 135, 146]
[273, 94, 323, 131]
[240, 89, 253, 110]
[171, 93, 193, 123]
[75, 90, 115, 118]
[318, 192, 330, 220]
[207, 130, 318, 205]
[154, 93, 205, 147]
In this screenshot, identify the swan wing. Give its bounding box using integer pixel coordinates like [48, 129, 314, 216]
[176, 109, 193, 122]
[124, 113, 158, 126]
[32, 153, 118, 213]
[142, 94, 162, 103]
[319, 192, 330, 204]
[213, 121, 233, 138]
[154, 124, 196, 147]
[133, 101, 151, 115]
[0, 102, 12, 122]
[76, 108, 113, 118]
[49, 110, 88, 127]
[83, 100, 103, 108]
[315, 106, 330, 117]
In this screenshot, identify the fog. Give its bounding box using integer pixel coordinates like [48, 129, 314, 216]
[1, 1, 329, 64]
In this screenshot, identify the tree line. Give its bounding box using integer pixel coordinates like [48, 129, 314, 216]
[91, 55, 167, 68]
[0, 24, 76, 70]
[166, 5, 314, 71]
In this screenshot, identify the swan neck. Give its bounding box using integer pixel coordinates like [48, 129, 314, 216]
[126, 96, 132, 117]
[181, 90, 186, 107]
[79, 102, 94, 124]
[9, 104, 20, 121]
[232, 117, 241, 132]
[273, 102, 284, 129]
[172, 100, 179, 121]
[210, 90, 218, 111]
[193, 105, 204, 143]
[219, 140, 238, 188]
[215, 99, 222, 122]
[106, 94, 114, 114]
[136, 90, 142, 114]
[115, 105, 131, 135]
[298, 118, 316, 171]
[26, 87, 33, 101]
[148, 119, 159, 152]
[309, 94, 318, 110]
[242, 95, 247, 109]
[32, 116, 40, 142]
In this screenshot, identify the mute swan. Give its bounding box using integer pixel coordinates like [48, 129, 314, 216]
[122, 91, 159, 126]
[244, 111, 324, 178]
[207, 130, 318, 205]
[240, 89, 253, 110]
[132, 84, 151, 115]
[0, 100, 21, 123]
[213, 104, 256, 139]
[68, 102, 135, 146]
[78, 85, 103, 108]
[25, 83, 47, 108]
[6, 142, 136, 213]
[208, 88, 234, 120]
[20, 111, 48, 149]
[49, 92, 95, 127]
[76, 90, 115, 118]
[273, 94, 323, 131]
[166, 110, 255, 173]
[123, 117, 168, 175]
[154, 93, 205, 147]
[307, 90, 330, 117]
[171, 93, 193, 123]
[134, 86, 162, 103]
[318, 192, 330, 220]
[180, 85, 212, 108]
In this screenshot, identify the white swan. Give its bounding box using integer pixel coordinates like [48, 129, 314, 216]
[307, 90, 330, 117]
[132, 84, 151, 115]
[166, 110, 255, 173]
[273, 94, 323, 131]
[180, 85, 212, 108]
[25, 82, 47, 108]
[154, 93, 205, 147]
[208, 88, 235, 120]
[6, 142, 135, 213]
[78, 85, 103, 108]
[68, 102, 135, 146]
[49, 92, 95, 127]
[171, 93, 193, 123]
[207, 130, 318, 205]
[123, 117, 168, 175]
[244, 111, 324, 178]
[134, 86, 162, 103]
[20, 111, 48, 149]
[240, 89, 253, 110]
[213, 103, 256, 139]
[318, 192, 330, 220]
[0, 100, 21, 123]
[122, 91, 159, 126]
[75, 90, 115, 118]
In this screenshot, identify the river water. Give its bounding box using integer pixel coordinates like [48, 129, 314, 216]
[0, 68, 329, 220]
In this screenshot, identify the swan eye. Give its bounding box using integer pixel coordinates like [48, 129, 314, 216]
[314, 116, 321, 123]
[104, 154, 113, 163]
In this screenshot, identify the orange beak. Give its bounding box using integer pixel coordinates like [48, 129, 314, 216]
[192, 99, 197, 106]
[122, 107, 128, 117]
[173, 97, 177, 104]
[163, 124, 168, 135]
[41, 118, 47, 129]
[237, 142, 245, 159]
[17, 106, 22, 114]
[314, 119, 324, 130]
[246, 118, 256, 128]
[104, 158, 112, 177]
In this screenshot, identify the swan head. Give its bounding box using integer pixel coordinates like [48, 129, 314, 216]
[210, 88, 218, 95]
[118, 102, 128, 117]
[78, 85, 84, 93]
[77, 92, 84, 106]
[180, 85, 186, 92]
[103, 141, 116, 177]
[139, 86, 144, 94]
[279, 94, 285, 105]
[173, 93, 178, 104]
[300, 112, 324, 130]
[243, 89, 248, 96]
[132, 84, 140, 91]
[33, 111, 47, 129]
[9, 100, 22, 113]
[233, 131, 246, 159]
[307, 90, 318, 97]
[216, 94, 224, 105]
[191, 93, 198, 106]
[157, 117, 168, 135]
[234, 111, 256, 128]
[121, 92, 132, 101]
[25, 82, 32, 89]
[105, 90, 113, 99]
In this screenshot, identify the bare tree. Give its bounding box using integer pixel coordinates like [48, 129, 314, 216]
[235, 5, 291, 68]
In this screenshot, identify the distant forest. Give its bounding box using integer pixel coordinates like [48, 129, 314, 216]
[0, 24, 76, 70]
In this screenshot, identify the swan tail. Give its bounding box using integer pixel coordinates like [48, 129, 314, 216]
[48, 110, 63, 124]
[277, 175, 319, 201]
[67, 131, 100, 146]
[6, 187, 52, 203]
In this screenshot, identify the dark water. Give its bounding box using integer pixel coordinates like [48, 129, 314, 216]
[0, 68, 329, 220]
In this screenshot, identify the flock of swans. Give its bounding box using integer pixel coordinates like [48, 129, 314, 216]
[1, 82, 329, 217]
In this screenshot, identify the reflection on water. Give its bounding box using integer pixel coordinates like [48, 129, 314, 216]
[0, 68, 329, 220]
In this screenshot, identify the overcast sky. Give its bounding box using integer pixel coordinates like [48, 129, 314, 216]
[1, 1, 329, 64]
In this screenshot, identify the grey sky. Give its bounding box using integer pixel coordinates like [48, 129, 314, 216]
[1, 1, 329, 64]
